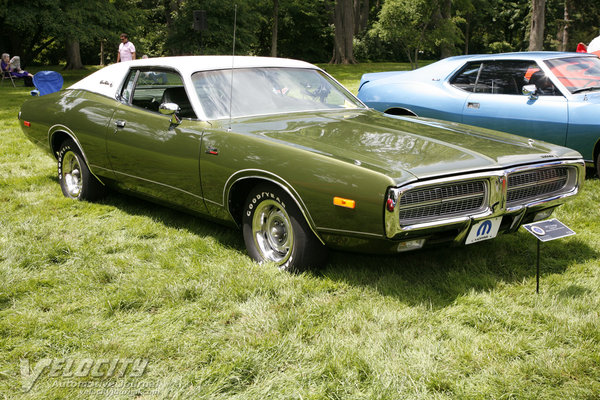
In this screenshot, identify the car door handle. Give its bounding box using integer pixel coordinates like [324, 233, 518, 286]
[467, 102, 480, 109]
[115, 120, 126, 128]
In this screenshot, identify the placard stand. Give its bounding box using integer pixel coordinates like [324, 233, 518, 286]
[522, 218, 576, 294]
[536, 240, 540, 294]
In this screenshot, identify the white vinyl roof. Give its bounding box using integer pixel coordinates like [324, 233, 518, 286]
[69, 56, 319, 99]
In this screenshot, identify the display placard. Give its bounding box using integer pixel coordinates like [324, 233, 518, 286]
[523, 218, 575, 242]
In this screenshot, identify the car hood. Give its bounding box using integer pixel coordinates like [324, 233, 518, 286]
[579, 91, 600, 103]
[232, 110, 581, 184]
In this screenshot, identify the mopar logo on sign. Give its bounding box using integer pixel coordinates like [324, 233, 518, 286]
[466, 217, 502, 245]
[476, 220, 493, 237]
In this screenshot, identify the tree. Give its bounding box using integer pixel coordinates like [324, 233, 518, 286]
[271, 0, 279, 57]
[0, 0, 62, 64]
[255, 0, 333, 62]
[529, 0, 546, 50]
[373, 0, 439, 68]
[330, 0, 356, 64]
[432, 0, 465, 58]
[354, 0, 370, 34]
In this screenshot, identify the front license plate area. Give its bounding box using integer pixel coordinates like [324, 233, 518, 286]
[465, 217, 502, 245]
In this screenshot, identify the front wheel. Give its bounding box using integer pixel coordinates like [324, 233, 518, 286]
[242, 184, 326, 272]
[57, 140, 104, 200]
[596, 151, 600, 179]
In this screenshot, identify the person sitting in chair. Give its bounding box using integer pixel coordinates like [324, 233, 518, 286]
[1, 53, 33, 79]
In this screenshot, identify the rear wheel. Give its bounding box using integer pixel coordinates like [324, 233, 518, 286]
[242, 184, 326, 272]
[57, 140, 104, 200]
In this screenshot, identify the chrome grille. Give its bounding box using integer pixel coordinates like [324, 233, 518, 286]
[399, 181, 487, 223]
[507, 167, 569, 205]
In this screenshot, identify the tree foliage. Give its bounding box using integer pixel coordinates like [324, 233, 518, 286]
[1, 0, 600, 67]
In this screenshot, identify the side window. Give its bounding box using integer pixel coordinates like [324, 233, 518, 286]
[450, 62, 482, 92]
[121, 69, 196, 118]
[475, 61, 531, 95]
[120, 70, 137, 104]
[525, 64, 561, 96]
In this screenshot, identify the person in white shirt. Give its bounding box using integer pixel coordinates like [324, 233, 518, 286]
[117, 33, 136, 62]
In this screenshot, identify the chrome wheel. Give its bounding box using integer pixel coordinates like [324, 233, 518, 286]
[243, 184, 326, 272]
[252, 200, 293, 264]
[62, 151, 82, 198]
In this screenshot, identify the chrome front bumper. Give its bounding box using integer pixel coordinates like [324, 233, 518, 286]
[384, 160, 585, 243]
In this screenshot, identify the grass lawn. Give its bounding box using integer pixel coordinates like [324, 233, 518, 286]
[1, 64, 599, 399]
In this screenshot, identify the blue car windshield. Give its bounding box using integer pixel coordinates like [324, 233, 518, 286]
[544, 56, 600, 93]
[191, 67, 365, 119]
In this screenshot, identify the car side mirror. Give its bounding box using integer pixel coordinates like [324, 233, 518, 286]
[159, 102, 182, 124]
[522, 84, 538, 100]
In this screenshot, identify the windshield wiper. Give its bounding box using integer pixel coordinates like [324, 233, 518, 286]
[571, 86, 600, 94]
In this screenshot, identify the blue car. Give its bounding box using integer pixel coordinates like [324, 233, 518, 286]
[357, 52, 600, 176]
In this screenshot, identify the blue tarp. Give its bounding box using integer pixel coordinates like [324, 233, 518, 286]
[32, 71, 64, 96]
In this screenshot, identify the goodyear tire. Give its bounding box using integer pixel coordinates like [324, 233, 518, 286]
[242, 184, 326, 272]
[57, 140, 104, 201]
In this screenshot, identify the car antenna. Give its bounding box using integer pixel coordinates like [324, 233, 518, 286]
[228, 4, 237, 132]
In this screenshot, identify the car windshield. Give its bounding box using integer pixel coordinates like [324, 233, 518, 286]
[191, 67, 365, 119]
[544, 56, 600, 94]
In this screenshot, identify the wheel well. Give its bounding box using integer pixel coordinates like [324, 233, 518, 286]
[49, 131, 105, 186]
[50, 131, 74, 159]
[227, 178, 269, 227]
[227, 177, 325, 244]
[384, 107, 418, 117]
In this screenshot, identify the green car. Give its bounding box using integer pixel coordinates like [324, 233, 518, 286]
[19, 56, 585, 271]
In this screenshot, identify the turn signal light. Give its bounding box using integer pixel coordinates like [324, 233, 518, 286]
[24, 121, 31, 127]
[333, 197, 356, 209]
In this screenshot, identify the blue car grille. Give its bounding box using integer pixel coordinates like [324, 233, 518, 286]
[398, 181, 487, 223]
[507, 167, 569, 205]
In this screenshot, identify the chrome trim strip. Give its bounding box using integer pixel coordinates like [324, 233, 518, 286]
[315, 227, 384, 238]
[209, 107, 366, 121]
[94, 163, 220, 207]
[110, 169, 204, 199]
[385, 159, 585, 239]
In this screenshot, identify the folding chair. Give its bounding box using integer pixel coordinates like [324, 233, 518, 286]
[1, 69, 16, 87]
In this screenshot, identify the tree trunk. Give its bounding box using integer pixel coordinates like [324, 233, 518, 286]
[464, 20, 470, 54]
[166, 0, 182, 55]
[64, 38, 84, 70]
[559, 0, 569, 52]
[100, 40, 104, 66]
[529, 0, 546, 51]
[354, 0, 360, 35]
[440, 0, 454, 58]
[330, 0, 356, 64]
[352, 0, 369, 35]
[271, 0, 279, 57]
[360, 0, 369, 33]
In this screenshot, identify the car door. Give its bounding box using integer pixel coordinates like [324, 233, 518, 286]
[455, 60, 569, 146]
[106, 68, 209, 214]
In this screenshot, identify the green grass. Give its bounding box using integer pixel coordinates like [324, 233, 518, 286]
[317, 62, 429, 93]
[1, 65, 600, 399]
